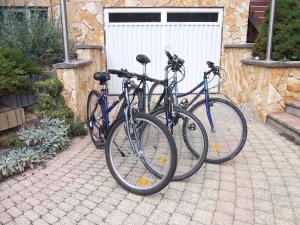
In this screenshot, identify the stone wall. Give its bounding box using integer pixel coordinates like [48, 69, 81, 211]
[47, 0, 250, 46]
[2, 0, 252, 50]
[222, 47, 300, 122]
[54, 47, 103, 121]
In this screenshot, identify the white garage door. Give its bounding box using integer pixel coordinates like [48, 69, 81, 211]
[104, 8, 223, 94]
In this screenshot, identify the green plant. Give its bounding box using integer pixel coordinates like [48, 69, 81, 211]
[5, 134, 20, 147]
[252, 0, 300, 61]
[0, 48, 42, 76]
[31, 78, 86, 137]
[34, 79, 63, 97]
[0, 117, 69, 180]
[32, 94, 56, 111]
[0, 48, 42, 95]
[0, 11, 76, 67]
[0, 75, 32, 95]
[68, 119, 88, 138]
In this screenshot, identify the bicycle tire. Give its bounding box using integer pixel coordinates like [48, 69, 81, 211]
[188, 97, 247, 164]
[105, 112, 177, 195]
[151, 106, 208, 181]
[147, 82, 174, 112]
[87, 90, 104, 147]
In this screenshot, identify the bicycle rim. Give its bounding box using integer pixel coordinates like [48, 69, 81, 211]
[190, 98, 247, 163]
[106, 113, 177, 195]
[152, 107, 208, 180]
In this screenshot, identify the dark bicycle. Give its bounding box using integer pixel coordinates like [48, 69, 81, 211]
[109, 55, 208, 181]
[86, 71, 177, 195]
[148, 51, 248, 164]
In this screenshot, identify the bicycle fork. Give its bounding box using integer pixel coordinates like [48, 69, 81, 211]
[204, 77, 215, 132]
[123, 86, 143, 157]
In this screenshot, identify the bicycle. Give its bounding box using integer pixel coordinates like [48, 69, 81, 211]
[86, 71, 177, 195]
[148, 51, 248, 164]
[109, 54, 208, 181]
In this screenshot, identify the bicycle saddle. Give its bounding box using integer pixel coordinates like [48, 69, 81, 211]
[94, 72, 110, 83]
[136, 54, 151, 65]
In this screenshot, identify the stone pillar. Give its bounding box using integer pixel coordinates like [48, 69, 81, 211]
[53, 45, 104, 121]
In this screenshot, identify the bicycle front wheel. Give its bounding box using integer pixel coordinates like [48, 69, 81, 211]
[151, 107, 208, 181]
[105, 112, 177, 195]
[189, 97, 247, 164]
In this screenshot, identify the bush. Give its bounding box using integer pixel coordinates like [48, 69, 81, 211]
[34, 79, 63, 97]
[68, 119, 88, 138]
[0, 48, 43, 95]
[0, 48, 42, 76]
[1, 134, 20, 148]
[33, 94, 57, 111]
[31, 78, 87, 137]
[0, 75, 32, 95]
[0, 117, 69, 180]
[0, 10, 76, 67]
[252, 0, 300, 61]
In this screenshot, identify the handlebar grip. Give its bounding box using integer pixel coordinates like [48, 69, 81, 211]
[207, 61, 214, 68]
[165, 50, 173, 61]
[108, 69, 123, 75]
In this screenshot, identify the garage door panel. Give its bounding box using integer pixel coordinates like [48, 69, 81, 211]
[105, 8, 223, 94]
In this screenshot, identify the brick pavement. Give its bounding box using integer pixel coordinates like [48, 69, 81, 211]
[0, 119, 300, 225]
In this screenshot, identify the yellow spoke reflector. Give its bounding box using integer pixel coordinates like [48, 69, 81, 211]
[158, 156, 167, 165]
[138, 177, 149, 186]
[213, 144, 221, 151]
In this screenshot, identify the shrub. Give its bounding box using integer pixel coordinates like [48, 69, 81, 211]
[34, 79, 63, 97]
[0, 48, 42, 95]
[0, 117, 69, 180]
[0, 75, 32, 95]
[32, 94, 57, 111]
[252, 0, 300, 61]
[31, 78, 87, 137]
[1, 134, 20, 148]
[0, 48, 42, 76]
[0, 11, 76, 67]
[68, 119, 88, 138]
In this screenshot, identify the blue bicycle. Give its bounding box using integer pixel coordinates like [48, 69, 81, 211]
[86, 71, 177, 195]
[148, 51, 248, 164]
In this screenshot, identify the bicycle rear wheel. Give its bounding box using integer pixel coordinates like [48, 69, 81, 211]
[189, 97, 247, 164]
[105, 112, 177, 195]
[151, 107, 208, 181]
[87, 90, 105, 147]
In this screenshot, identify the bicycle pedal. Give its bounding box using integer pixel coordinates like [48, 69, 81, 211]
[96, 140, 106, 149]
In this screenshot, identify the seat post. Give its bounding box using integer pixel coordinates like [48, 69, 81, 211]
[143, 64, 146, 75]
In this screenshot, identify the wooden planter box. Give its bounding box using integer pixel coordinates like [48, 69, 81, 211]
[0, 107, 25, 131]
[0, 93, 36, 108]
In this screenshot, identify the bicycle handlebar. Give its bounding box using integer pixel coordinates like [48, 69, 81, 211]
[108, 69, 164, 84]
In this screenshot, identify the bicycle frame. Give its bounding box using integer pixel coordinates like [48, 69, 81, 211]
[156, 70, 216, 131]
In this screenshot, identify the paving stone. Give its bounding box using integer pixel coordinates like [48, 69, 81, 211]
[176, 201, 195, 216]
[168, 213, 191, 225]
[24, 210, 40, 221]
[7, 206, 23, 217]
[117, 199, 138, 213]
[148, 209, 170, 225]
[13, 215, 31, 225]
[157, 199, 178, 213]
[216, 200, 235, 215]
[0, 211, 12, 224]
[193, 209, 213, 225]
[124, 213, 147, 225]
[105, 210, 128, 225]
[234, 208, 254, 224]
[134, 202, 156, 217]
[212, 211, 233, 225]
